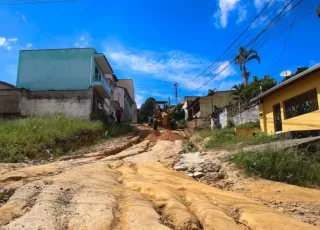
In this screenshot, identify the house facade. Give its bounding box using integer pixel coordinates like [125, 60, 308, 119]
[0, 48, 138, 122]
[251, 64, 320, 134]
[187, 91, 234, 119]
[116, 79, 137, 123]
[113, 86, 134, 122]
[14, 48, 115, 118]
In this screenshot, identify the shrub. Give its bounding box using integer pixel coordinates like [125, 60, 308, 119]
[0, 115, 133, 162]
[236, 121, 260, 129]
[176, 119, 187, 129]
[230, 148, 320, 187]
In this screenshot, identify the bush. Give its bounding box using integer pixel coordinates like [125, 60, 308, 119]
[0, 115, 133, 162]
[230, 148, 320, 187]
[176, 120, 187, 129]
[236, 121, 260, 129]
[196, 128, 281, 150]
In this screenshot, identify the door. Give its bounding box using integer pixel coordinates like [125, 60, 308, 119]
[273, 103, 282, 132]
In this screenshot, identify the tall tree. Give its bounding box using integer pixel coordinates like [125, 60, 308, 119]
[234, 47, 261, 85]
[318, 5, 320, 17]
[281, 67, 308, 82]
[138, 97, 155, 123]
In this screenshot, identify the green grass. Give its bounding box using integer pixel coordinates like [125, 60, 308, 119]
[230, 148, 320, 187]
[0, 116, 133, 163]
[196, 128, 281, 150]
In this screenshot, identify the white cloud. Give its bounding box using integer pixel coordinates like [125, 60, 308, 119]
[104, 44, 237, 94]
[213, 0, 242, 28]
[26, 43, 33, 49]
[135, 94, 144, 108]
[16, 11, 26, 21]
[0, 36, 18, 51]
[7, 38, 18, 42]
[254, 0, 270, 9]
[74, 35, 90, 48]
[236, 5, 248, 24]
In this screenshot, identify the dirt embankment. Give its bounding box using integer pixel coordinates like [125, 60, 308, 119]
[0, 128, 319, 229]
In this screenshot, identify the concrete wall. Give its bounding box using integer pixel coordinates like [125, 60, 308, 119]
[260, 69, 320, 134]
[20, 90, 93, 118]
[219, 105, 259, 128]
[17, 48, 95, 91]
[218, 107, 228, 128]
[113, 87, 124, 108]
[117, 79, 134, 100]
[231, 104, 259, 127]
[0, 90, 21, 113]
[199, 91, 234, 118]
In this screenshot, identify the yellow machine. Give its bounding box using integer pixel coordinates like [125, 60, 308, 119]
[152, 101, 169, 130]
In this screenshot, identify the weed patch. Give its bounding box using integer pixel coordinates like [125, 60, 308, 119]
[0, 116, 133, 162]
[230, 148, 320, 187]
[196, 128, 281, 150]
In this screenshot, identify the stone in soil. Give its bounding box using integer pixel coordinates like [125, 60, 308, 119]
[193, 172, 204, 179]
[194, 167, 203, 172]
[174, 165, 187, 171]
[187, 173, 194, 177]
[202, 163, 221, 172]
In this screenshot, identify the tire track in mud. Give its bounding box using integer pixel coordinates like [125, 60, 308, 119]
[0, 130, 319, 230]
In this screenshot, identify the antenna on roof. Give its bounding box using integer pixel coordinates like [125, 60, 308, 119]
[280, 69, 291, 77]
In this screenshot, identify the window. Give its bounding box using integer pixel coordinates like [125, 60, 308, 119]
[284, 88, 319, 119]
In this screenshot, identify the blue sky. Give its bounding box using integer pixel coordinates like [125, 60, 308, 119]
[0, 0, 319, 107]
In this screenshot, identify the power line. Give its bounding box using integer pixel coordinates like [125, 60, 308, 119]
[274, 0, 302, 67]
[259, 4, 318, 50]
[186, 0, 274, 84]
[0, 0, 84, 6]
[191, 0, 299, 92]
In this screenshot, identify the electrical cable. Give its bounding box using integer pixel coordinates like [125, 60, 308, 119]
[191, 0, 298, 92]
[185, 0, 274, 83]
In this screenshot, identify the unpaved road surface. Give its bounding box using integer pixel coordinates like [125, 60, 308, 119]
[0, 129, 319, 230]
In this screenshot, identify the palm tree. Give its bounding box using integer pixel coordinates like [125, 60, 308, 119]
[234, 47, 261, 85]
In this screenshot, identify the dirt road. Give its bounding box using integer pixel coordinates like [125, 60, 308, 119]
[0, 129, 319, 230]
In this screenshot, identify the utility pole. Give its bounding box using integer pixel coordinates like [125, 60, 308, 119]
[168, 96, 171, 106]
[174, 82, 178, 105]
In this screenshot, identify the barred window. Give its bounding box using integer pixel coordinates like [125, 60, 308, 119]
[284, 88, 319, 119]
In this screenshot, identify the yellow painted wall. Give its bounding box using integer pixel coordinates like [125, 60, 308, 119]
[260, 69, 320, 134]
[200, 91, 233, 117]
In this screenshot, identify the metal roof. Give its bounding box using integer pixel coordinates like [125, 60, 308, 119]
[251, 63, 320, 102]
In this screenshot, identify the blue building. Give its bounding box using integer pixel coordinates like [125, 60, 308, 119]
[14, 48, 118, 118]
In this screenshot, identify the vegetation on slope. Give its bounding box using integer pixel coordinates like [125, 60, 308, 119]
[0, 115, 132, 162]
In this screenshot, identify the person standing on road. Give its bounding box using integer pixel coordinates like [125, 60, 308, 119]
[116, 107, 124, 124]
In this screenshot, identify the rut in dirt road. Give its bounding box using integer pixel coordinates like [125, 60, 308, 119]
[0, 131, 318, 230]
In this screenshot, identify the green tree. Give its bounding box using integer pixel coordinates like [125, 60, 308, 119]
[281, 67, 308, 82]
[138, 97, 155, 123]
[234, 47, 261, 85]
[232, 75, 277, 102]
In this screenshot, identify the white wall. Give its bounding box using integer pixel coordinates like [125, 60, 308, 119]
[113, 87, 124, 108]
[219, 104, 259, 128]
[182, 101, 188, 120]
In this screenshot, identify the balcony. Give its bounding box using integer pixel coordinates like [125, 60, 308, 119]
[92, 74, 112, 98]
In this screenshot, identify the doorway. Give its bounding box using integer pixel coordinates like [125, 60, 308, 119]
[273, 103, 282, 132]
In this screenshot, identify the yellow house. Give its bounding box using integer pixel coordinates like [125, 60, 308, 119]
[251, 64, 320, 135]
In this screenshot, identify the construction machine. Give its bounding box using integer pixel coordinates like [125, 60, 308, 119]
[152, 101, 176, 130]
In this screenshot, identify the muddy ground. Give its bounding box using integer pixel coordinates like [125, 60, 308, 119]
[0, 126, 319, 230]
